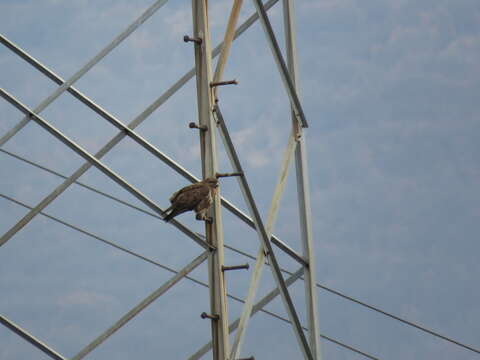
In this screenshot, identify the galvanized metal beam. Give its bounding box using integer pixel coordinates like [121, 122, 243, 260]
[0, 0, 169, 147]
[0, 89, 211, 251]
[282, 1, 322, 358]
[251, 0, 308, 128]
[187, 267, 305, 360]
[71, 251, 209, 360]
[0, 314, 67, 360]
[191, 1, 229, 359]
[214, 106, 313, 360]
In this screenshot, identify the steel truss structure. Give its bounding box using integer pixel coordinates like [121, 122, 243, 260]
[0, 1, 322, 359]
[2, 1, 479, 360]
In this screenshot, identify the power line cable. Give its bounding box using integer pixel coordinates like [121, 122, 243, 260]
[2, 149, 479, 355]
[0, 192, 379, 360]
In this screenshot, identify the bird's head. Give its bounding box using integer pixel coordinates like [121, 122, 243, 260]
[204, 177, 219, 188]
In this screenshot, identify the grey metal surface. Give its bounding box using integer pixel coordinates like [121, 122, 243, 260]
[251, 0, 308, 128]
[0, 315, 67, 360]
[214, 106, 313, 360]
[0, 0, 169, 147]
[71, 251, 209, 360]
[191, 1, 230, 358]
[0, 89, 211, 251]
[282, 0, 322, 358]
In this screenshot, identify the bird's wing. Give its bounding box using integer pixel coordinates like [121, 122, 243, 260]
[169, 183, 204, 203]
[172, 185, 210, 211]
[195, 191, 213, 212]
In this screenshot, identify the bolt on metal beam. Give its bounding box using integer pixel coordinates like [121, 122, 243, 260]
[210, 79, 238, 87]
[201, 312, 221, 321]
[184, 34, 203, 44]
[189, 122, 209, 131]
[222, 263, 250, 271]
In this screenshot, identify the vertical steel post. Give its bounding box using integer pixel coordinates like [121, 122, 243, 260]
[283, 0, 322, 359]
[191, 1, 229, 359]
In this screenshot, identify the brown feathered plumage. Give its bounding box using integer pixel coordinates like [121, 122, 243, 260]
[163, 177, 218, 222]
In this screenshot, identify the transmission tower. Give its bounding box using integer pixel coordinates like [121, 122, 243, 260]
[3, 1, 480, 359]
[0, 1, 322, 359]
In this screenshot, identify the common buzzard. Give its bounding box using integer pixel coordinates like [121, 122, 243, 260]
[163, 177, 218, 222]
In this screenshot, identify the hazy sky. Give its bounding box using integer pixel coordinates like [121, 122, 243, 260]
[1, 1, 479, 359]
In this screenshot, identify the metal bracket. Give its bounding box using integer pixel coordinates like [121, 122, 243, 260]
[189, 122, 208, 131]
[183, 35, 202, 45]
[200, 312, 220, 320]
[222, 263, 249, 271]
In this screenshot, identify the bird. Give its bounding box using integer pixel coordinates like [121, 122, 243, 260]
[163, 177, 219, 223]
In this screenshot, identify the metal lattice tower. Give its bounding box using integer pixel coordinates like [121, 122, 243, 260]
[2, 2, 480, 360]
[0, 1, 322, 359]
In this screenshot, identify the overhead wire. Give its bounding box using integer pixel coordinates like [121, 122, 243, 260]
[0, 191, 379, 360]
[1, 148, 479, 355]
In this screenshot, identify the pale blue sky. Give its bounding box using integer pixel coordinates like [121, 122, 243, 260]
[1, 1, 479, 359]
